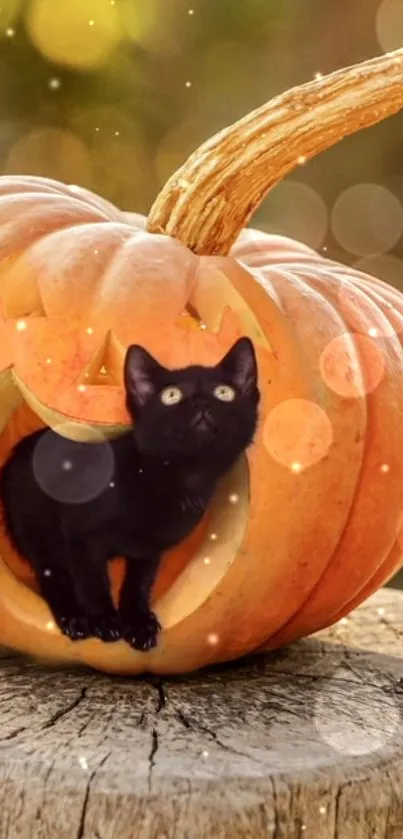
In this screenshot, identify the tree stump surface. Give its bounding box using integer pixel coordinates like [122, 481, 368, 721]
[0, 588, 403, 839]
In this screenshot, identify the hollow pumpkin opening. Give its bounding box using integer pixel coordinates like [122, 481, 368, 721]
[0, 395, 249, 636]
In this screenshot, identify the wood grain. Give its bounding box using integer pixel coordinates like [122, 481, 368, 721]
[0, 586, 402, 838]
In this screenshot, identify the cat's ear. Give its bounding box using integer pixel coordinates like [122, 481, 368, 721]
[219, 337, 258, 395]
[124, 345, 162, 408]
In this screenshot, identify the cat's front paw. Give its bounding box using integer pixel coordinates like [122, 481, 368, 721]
[58, 614, 91, 641]
[89, 611, 121, 643]
[121, 610, 161, 652]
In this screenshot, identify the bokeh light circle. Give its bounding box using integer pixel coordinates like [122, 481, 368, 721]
[32, 424, 114, 504]
[263, 399, 333, 470]
[376, 0, 403, 52]
[256, 181, 328, 249]
[314, 670, 400, 755]
[331, 184, 403, 256]
[26, 0, 121, 70]
[4, 127, 92, 186]
[320, 333, 385, 398]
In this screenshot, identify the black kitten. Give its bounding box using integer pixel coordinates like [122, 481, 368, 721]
[0, 337, 259, 651]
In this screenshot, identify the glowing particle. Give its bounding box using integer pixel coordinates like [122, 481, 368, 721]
[78, 756, 88, 771]
[94, 249, 99, 255]
[301, 827, 306, 833]
[188, 8, 195, 14]
[69, 185, 80, 193]
[340, 617, 349, 626]
[319, 806, 326, 814]
[109, 481, 115, 488]
[291, 461, 303, 473]
[86, 327, 94, 335]
[114, 130, 120, 136]
[6, 27, 15, 38]
[62, 460, 73, 471]
[46, 357, 52, 364]
[46, 620, 55, 630]
[315, 72, 323, 79]
[207, 633, 219, 645]
[138, 468, 143, 474]
[16, 320, 27, 331]
[78, 384, 87, 393]
[185, 81, 192, 88]
[229, 493, 239, 504]
[380, 463, 390, 473]
[89, 19, 95, 26]
[298, 155, 307, 164]
[210, 533, 218, 541]
[323, 245, 328, 252]
[48, 77, 61, 90]
[44, 569, 52, 577]
[199, 322, 207, 330]
[95, 127, 100, 132]
[368, 327, 378, 337]
[202, 749, 209, 757]
[203, 557, 211, 565]
[377, 607, 386, 616]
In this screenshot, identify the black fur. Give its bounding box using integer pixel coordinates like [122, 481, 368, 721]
[0, 337, 259, 651]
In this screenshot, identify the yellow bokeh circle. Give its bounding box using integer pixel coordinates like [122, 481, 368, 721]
[26, 0, 121, 70]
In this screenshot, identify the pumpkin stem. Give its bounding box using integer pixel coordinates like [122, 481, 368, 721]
[147, 48, 403, 255]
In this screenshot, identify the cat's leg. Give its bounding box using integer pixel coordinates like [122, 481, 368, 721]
[65, 537, 121, 642]
[36, 563, 91, 642]
[119, 555, 162, 651]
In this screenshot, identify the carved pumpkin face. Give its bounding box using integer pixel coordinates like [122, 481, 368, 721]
[0, 47, 402, 674]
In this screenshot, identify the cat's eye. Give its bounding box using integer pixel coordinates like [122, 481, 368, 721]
[213, 384, 236, 402]
[160, 386, 183, 406]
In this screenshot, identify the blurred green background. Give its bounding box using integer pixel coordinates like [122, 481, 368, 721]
[1, 0, 403, 586]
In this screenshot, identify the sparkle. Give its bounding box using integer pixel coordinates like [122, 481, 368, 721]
[78, 756, 88, 771]
[380, 463, 390, 473]
[6, 27, 15, 37]
[290, 461, 303, 473]
[185, 80, 192, 88]
[78, 384, 87, 393]
[199, 322, 207, 330]
[94, 249, 99, 255]
[203, 557, 211, 565]
[95, 127, 100, 132]
[89, 19, 95, 26]
[368, 327, 378, 337]
[46, 357, 52, 364]
[210, 533, 218, 541]
[46, 620, 55, 630]
[340, 617, 349, 626]
[138, 468, 143, 474]
[301, 827, 306, 833]
[62, 460, 73, 471]
[188, 8, 195, 14]
[86, 327, 94, 335]
[114, 130, 120, 136]
[16, 319, 27, 331]
[322, 245, 328, 251]
[48, 77, 61, 90]
[202, 749, 209, 758]
[69, 184, 80, 192]
[44, 569, 52, 577]
[207, 633, 219, 646]
[109, 481, 115, 488]
[229, 493, 239, 504]
[315, 72, 323, 79]
[319, 806, 326, 814]
[377, 607, 386, 617]
[297, 155, 307, 165]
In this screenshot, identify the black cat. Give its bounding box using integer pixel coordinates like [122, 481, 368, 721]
[0, 337, 259, 651]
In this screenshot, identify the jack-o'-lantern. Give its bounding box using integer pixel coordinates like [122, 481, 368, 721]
[0, 49, 402, 674]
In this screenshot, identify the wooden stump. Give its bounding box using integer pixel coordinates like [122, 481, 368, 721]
[0, 588, 403, 838]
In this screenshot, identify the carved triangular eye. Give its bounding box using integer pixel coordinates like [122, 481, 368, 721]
[76, 330, 125, 386]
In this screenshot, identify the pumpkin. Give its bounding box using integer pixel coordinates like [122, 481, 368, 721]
[0, 49, 402, 674]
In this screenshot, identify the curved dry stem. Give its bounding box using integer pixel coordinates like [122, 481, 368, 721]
[147, 48, 403, 255]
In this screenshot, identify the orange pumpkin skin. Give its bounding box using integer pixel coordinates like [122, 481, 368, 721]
[0, 175, 402, 674]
